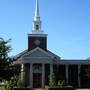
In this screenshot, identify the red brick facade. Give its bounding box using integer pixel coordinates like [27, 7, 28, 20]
[28, 35, 47, 51]
[24, 64, 30, 86]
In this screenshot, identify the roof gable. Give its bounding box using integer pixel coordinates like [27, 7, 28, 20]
[22, 47, 54, 58]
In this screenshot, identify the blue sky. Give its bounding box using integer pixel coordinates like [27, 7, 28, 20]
[0, 0, 90, 59]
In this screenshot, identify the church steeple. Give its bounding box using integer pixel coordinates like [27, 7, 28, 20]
[32, 0, 43, 34]
[28, 0, 47, 51]
[34, 0, 40, 20]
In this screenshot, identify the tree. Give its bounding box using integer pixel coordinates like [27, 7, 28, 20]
[0, 37, 11, 80]
[0, 37, 11, 65]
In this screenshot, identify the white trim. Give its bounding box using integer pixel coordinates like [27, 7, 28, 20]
[21, 58, 54, 64]
[24, 57, 51, 59]
[60, 60, 90, 65]
[47, 50, 60, 59]
[28, 34, 47, 37]
[31, 30, 44, 34]
[21, 64, 24, 80]
[22, 47, 55, 59]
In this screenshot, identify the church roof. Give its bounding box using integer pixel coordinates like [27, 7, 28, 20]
[13, 47, 90, 65]
[13, 47, 60, 64]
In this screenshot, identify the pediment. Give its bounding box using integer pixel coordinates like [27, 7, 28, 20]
[22, 47, 53, 58]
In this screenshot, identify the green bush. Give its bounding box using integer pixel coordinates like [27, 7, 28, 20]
[13, 87, 31, 90]
[48, 74, 65, 88]
[57, 80, 65, 88]
[46, 73, 74, 90]
[4, 74, 25, 90]
[4, 78, 17, 90]
[0, 86, 5, 90]
[45, 86, 74, 90]
[48, 74, 56, 87]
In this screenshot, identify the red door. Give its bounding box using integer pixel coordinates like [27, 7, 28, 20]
[33, 73, 42, 88]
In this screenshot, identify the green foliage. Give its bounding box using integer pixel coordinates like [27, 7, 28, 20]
[0, 37, 12, 80]
[13, 87, 31, 90]
[48, 73, 65, 88]
[45, 86, 74, 90]
[4, 74, 25, 90]
[57, 80, 64, 87]
[4, 77, 17, 90]
[16, 75, 25, 88]
[0, 38, 11, 65]
[45, 82, 73, 90]
[46, 74, 73, 90]
[0, 85, 5, 90]
[48, 73, 56, 87]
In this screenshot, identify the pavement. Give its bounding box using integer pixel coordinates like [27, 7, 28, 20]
[76, 89, 90, 90]
[34, 88, 90, 90]
[33, 88, 90, 90]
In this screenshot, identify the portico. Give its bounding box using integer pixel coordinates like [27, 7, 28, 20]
[19, 47, 60, 88]
[29, 63, 54, 88]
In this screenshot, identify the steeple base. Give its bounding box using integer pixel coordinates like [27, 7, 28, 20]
[32, 30, 43, 34]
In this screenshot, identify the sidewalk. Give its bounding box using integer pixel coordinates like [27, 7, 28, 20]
[75, 89, 90, 90]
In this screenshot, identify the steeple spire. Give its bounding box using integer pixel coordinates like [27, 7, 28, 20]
[32, 0, 43, 34]
[34, 0, 40, 21]
[35, 0, 39, 18]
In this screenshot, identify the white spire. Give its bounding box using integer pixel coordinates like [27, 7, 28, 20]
[34, 0, 40, 21]
[35, 0, 39, 17]
[32, 0, 43, 34]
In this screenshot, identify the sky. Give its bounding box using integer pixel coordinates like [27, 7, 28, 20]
[0, 0, 90, 59]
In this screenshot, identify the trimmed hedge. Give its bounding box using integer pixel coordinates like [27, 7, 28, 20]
[45, 86, 74, 90]
[14, 87, 31, 90]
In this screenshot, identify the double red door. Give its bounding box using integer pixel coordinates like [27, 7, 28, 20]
[33, 73, 42, 88]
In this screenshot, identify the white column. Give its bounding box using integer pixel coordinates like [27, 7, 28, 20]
[66, 65, 68, 84]
[30, 64, 33, 88]
[21, 64, 24, 80]
[78, 65, 81, 87]
[42, 64, 45, 88]
[50, 64, 53, 75]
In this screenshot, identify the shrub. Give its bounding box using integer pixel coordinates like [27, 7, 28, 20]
[57, 80, 65, 87]
[14, 87, 31, 90]
[4, 77, 17, 90]
[4, 74, 25, 90]
[45, 85, 74, 90]
[47, 73, 73, 90]
[48, 74, 56, 87]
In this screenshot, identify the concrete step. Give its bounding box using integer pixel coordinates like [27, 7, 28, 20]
[34, 88, 44, 90]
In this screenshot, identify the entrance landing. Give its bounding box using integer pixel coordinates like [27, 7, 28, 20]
[34, 88, 45, 90]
